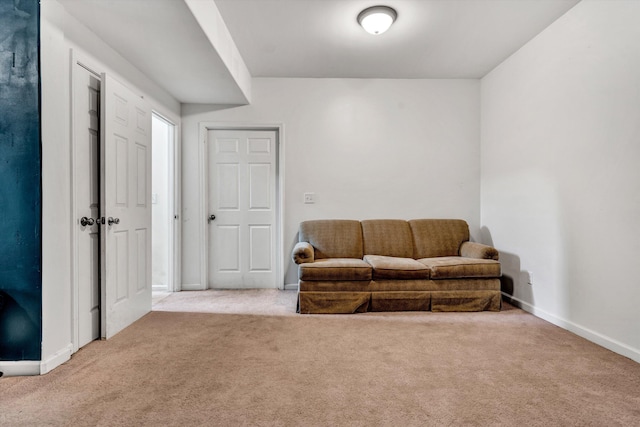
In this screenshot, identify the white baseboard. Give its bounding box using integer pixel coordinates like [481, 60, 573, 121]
[504, 294, 640, 364]
[0, 361, 40, 377]
[40, 343, 73, 375]
[0, 343, 73, 377]
[181, 283, 206, 291]
[183, 283, 298, 291]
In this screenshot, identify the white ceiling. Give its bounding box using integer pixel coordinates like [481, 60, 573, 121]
[58, 0, 580, 104]
[215, 0, 580, 79]
[58, 0, 247, 104]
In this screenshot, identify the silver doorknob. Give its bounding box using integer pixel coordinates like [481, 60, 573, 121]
[108, 217, 120, 226]
[208, 214, 216, 223]
[80, 217, 95, 227]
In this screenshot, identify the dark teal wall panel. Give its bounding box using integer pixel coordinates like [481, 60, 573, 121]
[0, 0, 42, 361]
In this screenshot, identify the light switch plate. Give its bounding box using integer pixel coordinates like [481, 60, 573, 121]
[304, 192, 315, 204]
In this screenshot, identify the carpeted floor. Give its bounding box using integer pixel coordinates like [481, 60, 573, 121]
[1, 290, 639, 426]
[152, 288, 299, 316]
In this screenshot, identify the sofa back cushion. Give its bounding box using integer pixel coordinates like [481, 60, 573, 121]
[409, 219, 470, 258]
[361, 219, 414, 258]
[299, 219, 363, 259]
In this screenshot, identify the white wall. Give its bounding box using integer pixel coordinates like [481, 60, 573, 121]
[181, 78, 480, 287]
[37, 0, 180, 374]
[481, 0, 640, 362]
[38, 1, 72, 376]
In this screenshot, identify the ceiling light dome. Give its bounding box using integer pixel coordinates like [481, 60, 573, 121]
[357, 5, 397, 35]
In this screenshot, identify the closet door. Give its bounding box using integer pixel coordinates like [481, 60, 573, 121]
[100, 74, 152, 339]
[207, 129, 277, 289]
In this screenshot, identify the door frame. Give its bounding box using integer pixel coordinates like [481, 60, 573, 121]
[151, 111, 182, 292]
[70, 50, 102, 353]
[70, 49, 182, 352]
[198, 123, 285, 290]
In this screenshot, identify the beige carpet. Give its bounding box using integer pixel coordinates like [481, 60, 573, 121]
[1, 290, 639, 426]
[152, 288, 299, 316]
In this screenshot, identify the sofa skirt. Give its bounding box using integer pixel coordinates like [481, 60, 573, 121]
[300, 278, 500, 292]
[298, 292, 371, 314]
[298, 289, 501, 314]
[430, 290, 502, 312]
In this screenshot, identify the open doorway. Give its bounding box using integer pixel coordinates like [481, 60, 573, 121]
[152, 113, 177, 299]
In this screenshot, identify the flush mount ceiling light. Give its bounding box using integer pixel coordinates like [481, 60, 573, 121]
[357, 5, 397, 35]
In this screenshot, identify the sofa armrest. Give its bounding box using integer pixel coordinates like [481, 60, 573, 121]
[292, 242, 315, 264]
[460, 241, 499, 260]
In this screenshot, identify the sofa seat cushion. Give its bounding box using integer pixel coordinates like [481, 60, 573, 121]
[299, 280, 371, 292]
[417, 257, 501, 279]
[299, 258, 372, 281]
[364, 255, 431, 280]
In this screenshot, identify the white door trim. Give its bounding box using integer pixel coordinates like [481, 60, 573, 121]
[172, 118, 182, 292]
[198, 122, 285, 290]
[69, 49, 103, 354]
[151, 111, 181, 292]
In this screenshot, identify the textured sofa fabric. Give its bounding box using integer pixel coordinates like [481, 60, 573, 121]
[293, 219, 502, 314]
[409, 219, 470, 258]
[363, 255, 430, 280]
[299, 219, 363, 259]
[362, 219, 414, 258]
[299, 258, 372, 281]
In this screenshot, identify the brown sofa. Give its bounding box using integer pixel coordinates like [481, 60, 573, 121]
[292, 219, 501, 314]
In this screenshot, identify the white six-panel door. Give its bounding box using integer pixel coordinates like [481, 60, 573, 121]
[101, 74, 152, 338]
[207, 129, 277, 288]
